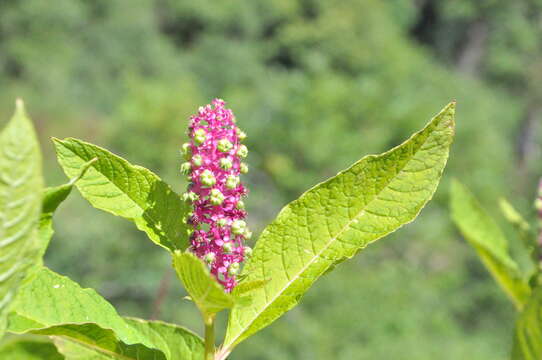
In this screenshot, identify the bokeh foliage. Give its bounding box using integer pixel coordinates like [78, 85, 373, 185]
[0, 0, 540, 359]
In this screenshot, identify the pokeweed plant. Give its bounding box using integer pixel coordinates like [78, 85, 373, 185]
[0, 98, 455, 360]
[450, 180, 542, 360]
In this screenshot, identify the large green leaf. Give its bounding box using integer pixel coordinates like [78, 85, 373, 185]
[0, 100, 43, 338]
[219, 102, 456, 355]
[0, 337, 64, 360]
[8, 267, 203, 359]
[450, 180, 530, 309]
[511, 287, 542, 360]
[173, 251, 235, 317]
[53, 138, 189, 251]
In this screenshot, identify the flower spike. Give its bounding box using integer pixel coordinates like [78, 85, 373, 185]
[181, 99, 250, 292]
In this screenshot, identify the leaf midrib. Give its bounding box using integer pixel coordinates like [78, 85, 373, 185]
[224, 120, 448, 350]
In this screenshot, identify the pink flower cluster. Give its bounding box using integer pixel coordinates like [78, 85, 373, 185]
[181, 99, 251, 292]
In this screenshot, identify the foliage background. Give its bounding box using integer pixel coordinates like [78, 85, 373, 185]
[1, 1, 541, 359]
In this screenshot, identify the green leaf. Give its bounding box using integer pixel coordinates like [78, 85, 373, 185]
[53, 138, 190, 252]
[42, 158, 96, 216]
[499, 198, 532, 236]
[52, 338, 107, 359]
[0, 99, 43, 339]
[7, 267, 178, 359]
[220, 102, 456, 354]
[232, 279, 270, 297]
[450, 180, 530, 309]
[32, 158, 98, 270]
[0, 337, 64, 360]
[511, 286, 542, 360]
[172, 251, 235, 317]
[51, 319, 204, 360]
[125, 318, 204, 360]
[499, 197, 537, 263]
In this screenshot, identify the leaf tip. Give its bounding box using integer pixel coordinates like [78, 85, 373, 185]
[445, 100, 456, 115]
[12, 98, 29, 121]
[15, 98, 25, 111]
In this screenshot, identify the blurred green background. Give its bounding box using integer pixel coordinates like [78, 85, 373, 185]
[1, 1, 542, 359]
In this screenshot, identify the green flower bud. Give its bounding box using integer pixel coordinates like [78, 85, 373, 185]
[236, 128, 247, 141]
[231, 220, 246, 235]
[181, 142, 192, 160]
[237, 144, 248, 158]
[186, 228, 194, 238]
[217, 139, 233, 153]
[223, 242, 233, 253]
[194, 128, 207, 145]
[236, 200, 245, 210]
[243, 246, 252, 258]
[243, 229, 252, 239]
[200, 170, 216, 187]
[182, 191, 199, 202]
[226, 175, 240, 189]
[228, 262, 240, 276]
[217, 218, 228, 227]
[204, 253, 216, 264]
[182, 211, 194, 225]
[210, 188, 225, 205]
[180, 162, 192, 175]
[240, 162, 248, 174]
[226, 175, 239, 189]
[192, 154, 203, 167]
[219, 157, 233, 170]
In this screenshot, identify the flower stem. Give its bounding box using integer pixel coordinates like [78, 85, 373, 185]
[204, 314, 216, 360]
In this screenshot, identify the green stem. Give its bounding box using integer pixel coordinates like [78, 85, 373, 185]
[204, 314, 216, 360]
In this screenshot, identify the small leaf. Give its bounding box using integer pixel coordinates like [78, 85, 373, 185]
[220, 102, 456, 354]
[42, 158, 96, 216]
[499, 198, 532, 235]
[451, 180, 530, 309]
[0, 337, 63, 360]
[31, 158, 98, 270]
[499, 197, 537, 263]
[0, 99, 43, 339]
[172, 251, 235, 317]
[511, 286, 542, 360]
[53, 138, 190, 252]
